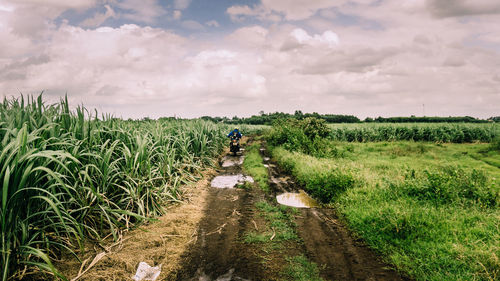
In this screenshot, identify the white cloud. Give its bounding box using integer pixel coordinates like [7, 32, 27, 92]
[80, 5, 116, 27]
[1, 0, 500, 118]
[205, 20, 220, 27]
[173, 10, 182, 20]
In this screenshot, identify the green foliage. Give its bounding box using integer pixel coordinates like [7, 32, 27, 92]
[266, 117, 333, 157]
[304, 171, 355, 203]
[242, 143, 269, 192]
[271, 147, 355, 203]
[248, 201, 298, 242]
[399, 167, 498, 208]
[284, 255, 324, 281]
[329, 123, 498, 143]
[0, 94, 227, 280]
[271, 141, 500, 281]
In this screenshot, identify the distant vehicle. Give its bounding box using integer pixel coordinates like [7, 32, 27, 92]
[227, 128, 242, 155]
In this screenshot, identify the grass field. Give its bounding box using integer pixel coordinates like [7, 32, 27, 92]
[268, 119, 500, 281]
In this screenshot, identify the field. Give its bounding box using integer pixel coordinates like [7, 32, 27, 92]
[268, 118, 500, 280]
[2, 97, 499, 281]
[0, 96, 228, 280]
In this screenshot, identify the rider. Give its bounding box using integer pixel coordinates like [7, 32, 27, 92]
[227, 127, 242, 139]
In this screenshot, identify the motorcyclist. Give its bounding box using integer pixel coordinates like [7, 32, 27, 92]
[227, 127, 242, 139]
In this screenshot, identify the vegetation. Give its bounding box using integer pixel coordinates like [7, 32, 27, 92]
[245, 201, 298, 243]
[0, 95, 227, 280]
[242, 142, 269, 192]
[267, 119, 500, 280]
[284, 255, 324, 281]
[201, 110, 497, 125]
[329, 123, 498, 143]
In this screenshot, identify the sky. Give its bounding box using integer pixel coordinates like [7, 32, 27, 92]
[0, 0, 499, 119]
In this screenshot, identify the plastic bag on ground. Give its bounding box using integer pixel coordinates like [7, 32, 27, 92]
[132, 262, 162, 281]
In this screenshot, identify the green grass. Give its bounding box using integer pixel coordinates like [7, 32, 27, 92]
[0, 95, 228, 280]
[242, 142, 269, 192]
[270, 141, 500, 281]
[244, 201, 298, 243]
[284, 255, 324, 281]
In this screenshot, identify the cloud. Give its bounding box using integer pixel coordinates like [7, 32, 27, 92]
[173, 10, 182, 20]
[80, 5, 116, 27]
[174, 0, 191, 10]
[227, 0, 341, 22]
[116, 0, 166, 23]
[205, 20, 219, 27]
[227, 26, 269, 48]
[6, 0, 97, 10]
[281, 28, 339, 51]
[226, 4, 282, 22]
[181, 20, 204, 30]
[1, 0, 500, 119]
[260, 0, 337, 20]
[426, 0, 500, 18]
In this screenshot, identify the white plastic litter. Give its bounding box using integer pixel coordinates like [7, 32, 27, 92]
[132, 262, 162, 281]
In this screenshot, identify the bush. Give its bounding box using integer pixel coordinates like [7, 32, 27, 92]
[305, 171, 355, 203]
[399, 167, 499, 208]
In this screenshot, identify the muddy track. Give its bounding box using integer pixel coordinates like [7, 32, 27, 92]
[169, 145, 266, 280]
[170, 140, 411, 281]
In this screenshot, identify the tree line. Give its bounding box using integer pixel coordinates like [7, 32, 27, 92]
[200, 111, 498, 124]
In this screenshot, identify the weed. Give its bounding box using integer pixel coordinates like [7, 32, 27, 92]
[284, 255, 324, 281]
[242, 142, 269, 191]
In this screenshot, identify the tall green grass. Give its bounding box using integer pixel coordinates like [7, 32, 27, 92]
[329, 123, 498, 143]
[0, 95, 226, 280]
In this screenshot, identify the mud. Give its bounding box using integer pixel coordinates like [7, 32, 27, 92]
[170, 142, 266, 280]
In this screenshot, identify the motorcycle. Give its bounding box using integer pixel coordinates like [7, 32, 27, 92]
[229, 135, 240, 155]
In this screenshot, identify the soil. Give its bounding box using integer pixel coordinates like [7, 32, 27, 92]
[60, 137, 412, 281]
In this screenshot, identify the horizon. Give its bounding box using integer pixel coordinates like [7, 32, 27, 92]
[1, 0, 499, 119]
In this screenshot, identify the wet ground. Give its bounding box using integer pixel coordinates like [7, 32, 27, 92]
[171, 139, 411, 281]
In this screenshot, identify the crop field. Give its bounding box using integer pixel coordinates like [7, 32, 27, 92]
[0, 96, 229, 280]
[268, 118, 500, 280]
[2, 97, 499, 281]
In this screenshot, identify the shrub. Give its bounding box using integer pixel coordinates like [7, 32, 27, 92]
[399, 167, 499, 208]
[305, 171, 355, 203]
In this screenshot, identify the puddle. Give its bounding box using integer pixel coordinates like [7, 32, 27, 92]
[222, 156, 244, 167]
[276, 190, 320, 208]
[263, 157, 270, 162]
[211, 174, 254, 188]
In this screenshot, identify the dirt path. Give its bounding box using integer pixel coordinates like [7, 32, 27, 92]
[169, 143, 267, 280]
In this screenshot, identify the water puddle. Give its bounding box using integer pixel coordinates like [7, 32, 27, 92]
[211, 174, 254, 188]
[276, 190, 320, 208]
[263, 157, 270, 162]
[222, 156, 244, 167]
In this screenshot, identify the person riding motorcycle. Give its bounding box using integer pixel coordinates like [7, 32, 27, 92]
[227, 127, 242, 138]
[227, 127, 242, 155]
